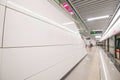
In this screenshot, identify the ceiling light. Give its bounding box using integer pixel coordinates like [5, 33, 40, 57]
[95, 35, 101, 38]
[62, 21, 74, 25]
[87, 15, 109, 21]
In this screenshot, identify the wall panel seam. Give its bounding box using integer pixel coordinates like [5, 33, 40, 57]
[24, 53, 86, 80]
[1, 6, 7, 47]
[4, 1, 77, 34]
[0, 44, 82, 49]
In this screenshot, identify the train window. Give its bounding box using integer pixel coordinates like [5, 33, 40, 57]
[106, 39, 109, 52]
[109, 36, 115, 56]
[116, 39, 120, 59]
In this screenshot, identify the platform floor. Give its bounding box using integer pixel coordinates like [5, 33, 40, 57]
[65, 47, 100, 80]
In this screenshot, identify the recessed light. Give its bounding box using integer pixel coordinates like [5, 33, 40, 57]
[87, 15, 109, 21]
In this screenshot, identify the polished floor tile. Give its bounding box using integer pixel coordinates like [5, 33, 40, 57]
[65, 47, 100, 80]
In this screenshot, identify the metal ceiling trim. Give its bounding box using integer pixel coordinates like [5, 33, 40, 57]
[73, 0, 96, 6]
[66, 0, 89, 32]
[74, 0, 104, 7]
[75, 0, 118, 8]
[77, 6, 115, 15]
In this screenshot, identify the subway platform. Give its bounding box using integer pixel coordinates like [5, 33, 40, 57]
[0, 0, 120, 80]
[62, 47, 120, 80]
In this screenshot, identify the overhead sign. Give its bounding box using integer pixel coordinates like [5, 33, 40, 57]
[90, 31, 102, 34]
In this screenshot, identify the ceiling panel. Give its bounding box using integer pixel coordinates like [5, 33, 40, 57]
[86, 19, 109, 30]
[70, 0, 120, 32]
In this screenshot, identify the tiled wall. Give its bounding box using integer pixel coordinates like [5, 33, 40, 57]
[0, 0, 87, 80]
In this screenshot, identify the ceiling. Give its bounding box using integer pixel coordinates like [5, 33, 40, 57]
[69, 0, 120, 39]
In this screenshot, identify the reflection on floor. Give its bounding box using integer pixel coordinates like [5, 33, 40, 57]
[65, 47, 100, 80]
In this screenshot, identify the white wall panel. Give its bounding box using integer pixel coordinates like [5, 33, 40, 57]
[7, 0, 72, 24]
[0, 5, 5, 47]
[3, 8, 81, 47]
[0, 0, 6, 5]
[0, 1, 87, 80]
[1, 45, 87, 80]
[27, 52, 86, 80]
[64, 23, 78, 32]
[0, 49, 2, 80]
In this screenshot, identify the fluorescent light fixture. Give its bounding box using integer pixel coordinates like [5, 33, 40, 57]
[62, 21, 74, 25]
[87, 15, 109, 21]
[95, 35, 101, 38]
